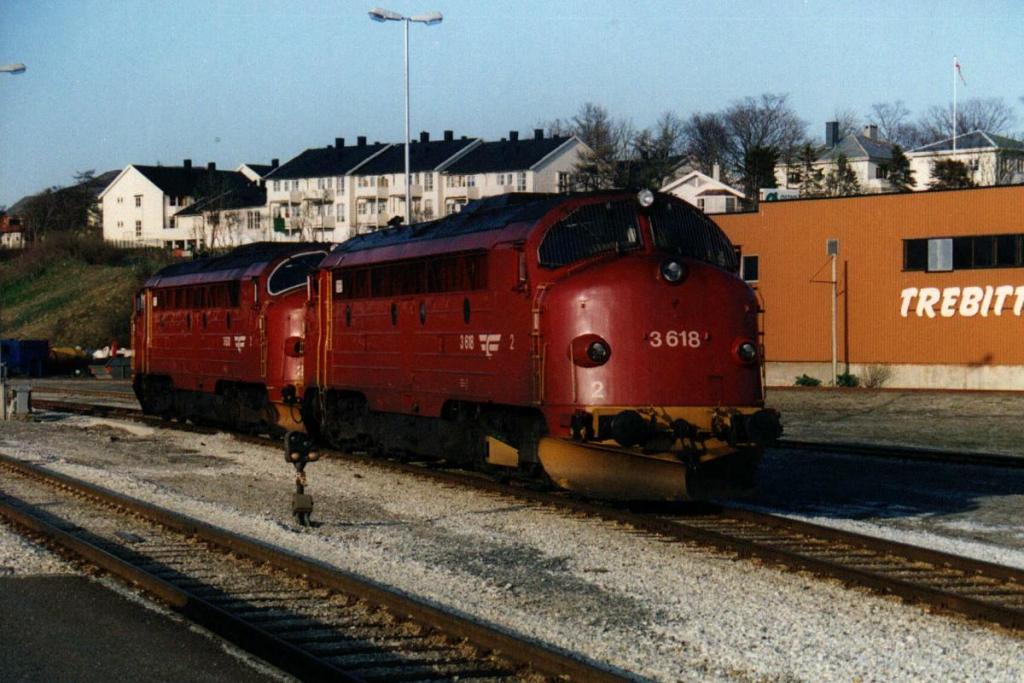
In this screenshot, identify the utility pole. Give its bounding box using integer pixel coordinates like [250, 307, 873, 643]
[828, 238, 839, 386]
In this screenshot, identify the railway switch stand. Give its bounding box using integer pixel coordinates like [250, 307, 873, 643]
[284, 431, 320, 526]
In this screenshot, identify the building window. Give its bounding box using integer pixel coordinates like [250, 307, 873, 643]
[904, 235, 1024, 271]
[135, 220, 142, 238]
[273, 180, 280, 191]
[875, 166, 887, 179]
[725, 197, 736, 212]
[741, 255, 759, 282]
[423, 198, 433, 218]
[134, 195, 142, 207]
[516, 172, 527, 191]
[337, 203, 346, 221]
[424, 172, 434, 191]
[337, 177, 345, 192]
[697, 198, 706, 211]
[168, 196, 177, 207]
[467, 175, 476, 188]
[557, 172, 571, 193]
[167, 217, 175, 230]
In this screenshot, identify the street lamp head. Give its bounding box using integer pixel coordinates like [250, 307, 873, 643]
[0, 63, 27, 74]
[411, 11, 443, 25]
[368, 7, 403, 22]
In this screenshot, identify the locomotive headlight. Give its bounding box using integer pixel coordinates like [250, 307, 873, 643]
[636, 189, 655, 207]
[736, 341, 758, 364]
[660, 259, 687, 284]
[571, 334, 612, 367]
[587, 340, 611, 364]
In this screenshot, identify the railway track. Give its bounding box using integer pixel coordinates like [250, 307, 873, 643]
[0, 453, 626, 683]
[27, 397, 1024, 633]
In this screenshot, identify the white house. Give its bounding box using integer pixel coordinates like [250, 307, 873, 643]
[661, 167, 746, 214]
[440, 130, 588, 214]
[775, 123, 896, 194]
[172, 185, 268, 250]
[907, 131, 1024, 190]
[99, 161, 257, 249]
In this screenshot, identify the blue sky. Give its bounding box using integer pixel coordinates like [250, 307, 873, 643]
[1, 0, 1022, 207]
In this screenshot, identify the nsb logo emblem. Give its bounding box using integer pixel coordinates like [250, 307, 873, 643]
[478, 334, 501, 358]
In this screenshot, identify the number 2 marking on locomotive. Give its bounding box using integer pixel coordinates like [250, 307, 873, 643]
[591, 381, 605, 399]
[648, 330, 703, 348]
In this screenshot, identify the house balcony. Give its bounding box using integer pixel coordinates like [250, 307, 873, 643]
[355, 184, 389, 199]
[390, 184, 424, 197]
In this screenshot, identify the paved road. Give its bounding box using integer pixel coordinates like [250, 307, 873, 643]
[0, 576, 281, 683]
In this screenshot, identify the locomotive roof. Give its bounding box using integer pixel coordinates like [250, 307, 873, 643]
[144, 242, 327, 288]
[320, 193, 568, 268]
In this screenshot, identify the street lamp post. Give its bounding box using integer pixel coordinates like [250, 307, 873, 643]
[0, 61, 23, 411]
[368, 8, 442, 225]
[0, 64, 27, 74]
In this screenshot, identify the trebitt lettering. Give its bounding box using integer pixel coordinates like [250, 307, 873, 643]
[900, 286, 1024, 318]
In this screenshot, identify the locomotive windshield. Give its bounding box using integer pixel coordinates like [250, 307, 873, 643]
[538, 201, 641, 268]
[648, 201, 738, 271]
[267, 251, 328, 295]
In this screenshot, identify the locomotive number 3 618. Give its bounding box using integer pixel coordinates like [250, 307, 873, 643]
[648, 330, 704, 348]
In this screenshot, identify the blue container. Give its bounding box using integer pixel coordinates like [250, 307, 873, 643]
[0, 339, 50, 377]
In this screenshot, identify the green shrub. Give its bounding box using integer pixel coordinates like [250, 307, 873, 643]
[836, 372, 859, 387]
[794, 374, 822, 386]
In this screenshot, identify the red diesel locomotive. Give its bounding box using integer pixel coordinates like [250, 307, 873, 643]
[303, 191, 780, 500]
[132, 242, 328, 433]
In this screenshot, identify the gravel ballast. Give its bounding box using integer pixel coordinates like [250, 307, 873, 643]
[2, 415, 1023, 682]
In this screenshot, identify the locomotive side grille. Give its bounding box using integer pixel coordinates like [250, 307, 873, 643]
[649, 202, 738, 271]
[538, 201, 641, 268]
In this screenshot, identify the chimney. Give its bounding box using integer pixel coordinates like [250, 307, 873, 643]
[271, 158, 279, 168]
[443, 130, 454, 142]
[419, 131, 429, 143]
[825, 121, 840, 148]
[712, 163, 720, 181]
[183, 159, 192, 169]
[509, 130, 519, 142]
[357, 135, 367, 147]
[862, 124, 878, 141]
[207, 162, 216, 171]
[534, 128, 544, 140]
[335, 137, 344, 148]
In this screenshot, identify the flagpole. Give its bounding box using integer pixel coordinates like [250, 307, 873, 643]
[953, 56, 958, 152]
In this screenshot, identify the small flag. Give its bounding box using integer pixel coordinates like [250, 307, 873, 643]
[954, 57, 967, 86]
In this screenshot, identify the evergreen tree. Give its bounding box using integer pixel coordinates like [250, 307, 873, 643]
[881, 145, 915, 192]
[794, 143, 824, 197]
[824, 153, 861, 196]
[928, 159, 976, 190]
[741, 145, 779, 201]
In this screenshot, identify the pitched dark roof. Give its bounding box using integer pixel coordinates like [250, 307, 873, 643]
[911, 131, 1024, 153]
[134, 165, 253, 198]
[817, 133, 894, 162]
[174, 185, 267, 217]
[354, 138, 479, 175]
[444, 136, 574, 174]
[243, 164, 275, 177]
[81, 170, 120, 198]
[265, 143, 389, 180]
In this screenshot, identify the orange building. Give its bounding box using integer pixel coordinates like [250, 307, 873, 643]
[715, 185, 1024, 390]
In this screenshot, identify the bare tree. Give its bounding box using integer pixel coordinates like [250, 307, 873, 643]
[916, 97, 1018, 144]
[867, 100, 922, 148]
[833, 108, 862, 139]
[681, 111, 729, 177]
[722, 93, 808, 200]
[566, 102, 634, 190]
[623, 111, 687, 188]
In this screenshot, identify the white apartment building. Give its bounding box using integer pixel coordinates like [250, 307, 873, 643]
[349, 130, 480, 230]
[263, 136, 391, 242]
[99, 161, 257, 249]
[907, 131, 1024, 190]
[440, 130, 587, 215]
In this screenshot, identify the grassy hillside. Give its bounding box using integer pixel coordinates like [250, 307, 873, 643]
[0, 236, 174, 348]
